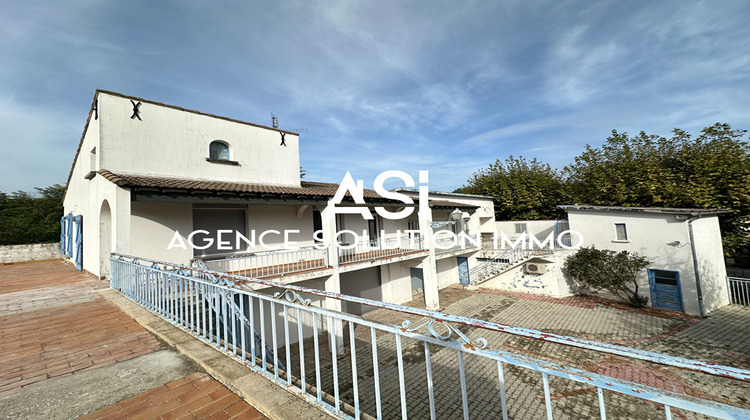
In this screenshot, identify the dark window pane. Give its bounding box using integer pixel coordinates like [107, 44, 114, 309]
[615, 223, 627, 240]
[209, 141, 229, 160]
[655, 277, 678, 286]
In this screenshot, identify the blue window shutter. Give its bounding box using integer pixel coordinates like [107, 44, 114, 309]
[74, 215, 83, 271]
[60, 216, 66, 254]
[66, 213, 73, 258]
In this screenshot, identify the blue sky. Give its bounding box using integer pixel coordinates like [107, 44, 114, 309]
[1, 1, 749, 193]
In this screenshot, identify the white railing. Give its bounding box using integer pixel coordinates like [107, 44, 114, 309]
[728, 277, 750, 306]
[111, 253, 750, 420]
[434, 236, 480, 255]
[338, 235, 425, 265]
[196, 246, 328, 278]
[469, 248, 530, 285]
[556, 232, 572, 248]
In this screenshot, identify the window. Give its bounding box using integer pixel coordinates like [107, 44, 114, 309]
[515, 223, 528, 234]
[368, 216, 380, 242]
[312, 210, 323, 245]
[209, 141, 230, 160]
[192, 208, 246, 256]
[651, 269, 678, 286]
[615, 223, 628, 241]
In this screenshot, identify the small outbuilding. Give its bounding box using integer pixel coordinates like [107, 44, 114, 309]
[559, 205, 731, 316]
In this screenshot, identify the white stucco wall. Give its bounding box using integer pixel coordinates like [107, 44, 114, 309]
[436, 257, 459, 289]
[63, 113, 132, 277]
[130, 202, 193, 265]
[380, 260, 417, 304]
[96, 92, 300, 187]
[340, 267, 383, 315]
[479, 252, 574, 298]
[338, 213, 370, 244]
[495, 220, 559, 242]
[690, 217, 730, 312]
[567, 209, 728, 315]
[244, 204, 317, 251]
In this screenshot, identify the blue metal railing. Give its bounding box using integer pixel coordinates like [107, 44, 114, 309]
[110, 253, 750, 420]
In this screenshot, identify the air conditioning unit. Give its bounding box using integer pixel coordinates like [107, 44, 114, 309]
[525, 262, 546, 275]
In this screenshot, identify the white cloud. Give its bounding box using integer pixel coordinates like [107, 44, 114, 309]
[0, 96, 81, 191]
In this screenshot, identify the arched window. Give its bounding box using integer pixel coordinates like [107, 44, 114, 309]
[209, 141, 230, 160]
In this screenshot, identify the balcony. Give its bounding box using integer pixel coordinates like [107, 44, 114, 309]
[195, 246, 330, 279]
[338, 235, 427, 265]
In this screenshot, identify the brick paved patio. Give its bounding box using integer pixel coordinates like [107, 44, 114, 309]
[77, 372, 263, 420]
[0, 260, 266, 419]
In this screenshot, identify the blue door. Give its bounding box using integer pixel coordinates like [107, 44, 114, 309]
[457, 257, 470, 285]
[648, 269, 683, 312]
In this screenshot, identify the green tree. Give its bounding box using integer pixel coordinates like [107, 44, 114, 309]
[565, 123, 750, 255]
[0, 184, 65, 245]
[563, 246, 651, 308]
[456, 156, 568, 220]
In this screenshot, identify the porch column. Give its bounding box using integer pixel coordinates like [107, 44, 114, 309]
[419, 211, 441, 310]
[323, 272, 345, 354]
[322, 200, 345, 354]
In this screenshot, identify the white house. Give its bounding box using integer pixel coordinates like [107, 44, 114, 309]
[560, 205, 731, 316]
[62, 90, 496, 315]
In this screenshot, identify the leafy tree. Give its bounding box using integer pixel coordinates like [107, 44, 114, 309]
[565, 123, 750, 255]
[563, 246, 651, 307]
[0, 184, 65, 245]
[455, 156, 568, 220]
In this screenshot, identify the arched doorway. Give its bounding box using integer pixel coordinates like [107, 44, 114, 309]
[99, 200, 112, 279]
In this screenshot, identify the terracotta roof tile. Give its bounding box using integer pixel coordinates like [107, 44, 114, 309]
[96, 170, 478, 209]
[97, 170, 384, 199]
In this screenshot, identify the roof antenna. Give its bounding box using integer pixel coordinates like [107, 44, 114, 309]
[272, 113, 307, 134]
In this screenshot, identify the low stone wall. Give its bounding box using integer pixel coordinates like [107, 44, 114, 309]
[0, 243, 62, 263]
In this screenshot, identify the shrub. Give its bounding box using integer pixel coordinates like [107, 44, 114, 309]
[563, 246, 651, 308]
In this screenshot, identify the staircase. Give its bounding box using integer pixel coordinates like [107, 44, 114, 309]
[467, 248, 531, 286]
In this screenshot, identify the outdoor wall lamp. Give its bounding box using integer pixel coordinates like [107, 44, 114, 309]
[429, 208, 463, 229]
